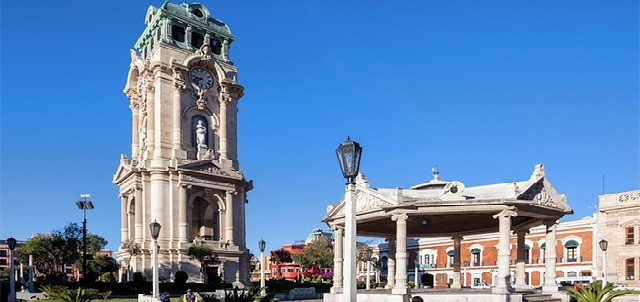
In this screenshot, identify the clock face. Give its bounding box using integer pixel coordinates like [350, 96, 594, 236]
[190, 67, 214, 89]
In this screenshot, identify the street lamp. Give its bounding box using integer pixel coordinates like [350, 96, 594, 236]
[76, 194, 94, 283]
[414, 256, 420, 289]
[7, 237, 17, 302]
[365, 249, 372, 290]
[336, 136, 362, 302]
[599, 239, 608, 288]
[258, 239, 266, 296]
[149, 220, 161, 298]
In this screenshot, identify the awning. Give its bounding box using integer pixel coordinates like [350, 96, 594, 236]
[447, 250, 455, 256]
[540, 243, 546, 250]
[525, 244, 531, 251]
[564, 240, 579, 248]
[470, 248, 481, 254]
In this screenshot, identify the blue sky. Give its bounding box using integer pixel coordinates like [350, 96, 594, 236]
[1, 1, 638, 255]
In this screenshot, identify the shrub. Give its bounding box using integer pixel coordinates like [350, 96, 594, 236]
[174, 271, 188, 284]
[40, 285, 101, 302]
[133, 272, 146, 283]
[567, 280, 639, 302]
[100, 272, 115, 283]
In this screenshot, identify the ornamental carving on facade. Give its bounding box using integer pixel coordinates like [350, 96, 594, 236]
[518, 180, 558, 208]
[618, 192, 640, 203]
[534, 187, 557, 207]
[191, 163, 230, 176]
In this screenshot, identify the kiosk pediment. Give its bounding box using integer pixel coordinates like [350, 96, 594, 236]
[517, 177, 571, 212]
[325, 187, 397, 219]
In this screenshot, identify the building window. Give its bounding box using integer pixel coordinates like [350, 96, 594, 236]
[567, 271, 577, 277]
[191, 32, 204, 49]
[171, 25, 185, 42]
[626, 259, 635, 280]
[210, 38, 222, 55]
[565, 240, 579, 262]
[470, 248, 481, 266]
[280, 268, 286, 273]
[0, 259, 6, 265]
[0, 250, 7, 257]
[626, 227, 635, 245]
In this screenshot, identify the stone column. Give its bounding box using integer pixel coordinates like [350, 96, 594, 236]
[120, 194, 129, 242]
[218, 98, 229, 161]
[392, 213, 408, 294]
[542, 220, 559, 293]
[386, 235, 396, 289]
[130, 100, 140, 159]
[145, 81, 155, 156]
[342, 183, 357, 302]
[331, 227, 344, 293]
[493, 209, 516, 294]
[178, 184, 189, 243]
[515, 230, 528, 291]
[451, 236, 462, 289]
[224, 190, 235, 245]
[172, 68, 185, 152]
[134, 187, 143, 242]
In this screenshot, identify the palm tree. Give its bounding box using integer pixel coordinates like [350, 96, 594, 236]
[567, 280, 638, 302]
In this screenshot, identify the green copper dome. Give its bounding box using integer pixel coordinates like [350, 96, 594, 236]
[135, 1, 234, 62]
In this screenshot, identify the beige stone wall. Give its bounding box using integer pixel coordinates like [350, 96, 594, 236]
[598, 190, 640, 287]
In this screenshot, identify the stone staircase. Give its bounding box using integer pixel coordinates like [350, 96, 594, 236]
[523, 293, 564, 302]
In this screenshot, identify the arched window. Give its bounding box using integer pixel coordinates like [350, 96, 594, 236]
[471, 248, 481, 266]
[564, 240, 579, 262]
[172, 25, 186, 42]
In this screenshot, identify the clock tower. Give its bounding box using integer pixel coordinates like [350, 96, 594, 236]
[113, 2, 252, 285]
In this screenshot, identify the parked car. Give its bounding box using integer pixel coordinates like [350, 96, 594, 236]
[471, 282, 491, 289]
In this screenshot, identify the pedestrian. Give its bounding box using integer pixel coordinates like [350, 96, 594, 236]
[159, 290, 170, 302]
[180, 289, 201, 302]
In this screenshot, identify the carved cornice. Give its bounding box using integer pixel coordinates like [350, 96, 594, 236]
[220, 80, 244, 101]
[493, 209, 518, 219]
[618, 192, 640, 203]
[391, 213, 408, 222]
[172, 66, 187, 91]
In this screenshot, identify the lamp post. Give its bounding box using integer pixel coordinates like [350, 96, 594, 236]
[258, 239, 266, 296]
[599, 239, 608, 288]
[76, 194, 94, 283]
[365, 249, 372, 290]
[414, 256, 420, 289]
[7, 237, 17, 302]
[149, 221, 161, 298]
[336, 136, 362, 302]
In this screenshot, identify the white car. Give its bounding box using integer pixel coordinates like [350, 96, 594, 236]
[471, 282, 491, 289]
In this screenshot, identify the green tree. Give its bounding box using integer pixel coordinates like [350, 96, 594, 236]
[270, 249, 292, 263]
[567, 280, 639, 302]
[83, 254, 118, 281]
[291, 240, 333, 268]
[186, 244, 218, 283]
[15, 223, 108, 275]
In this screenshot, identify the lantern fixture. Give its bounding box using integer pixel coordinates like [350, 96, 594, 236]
[336, 136, 362, 184]
[599, 239, 608, 252]
[150, 220, 161, 240]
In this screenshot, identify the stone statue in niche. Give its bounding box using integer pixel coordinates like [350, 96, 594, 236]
[196, 120, 207, 147]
